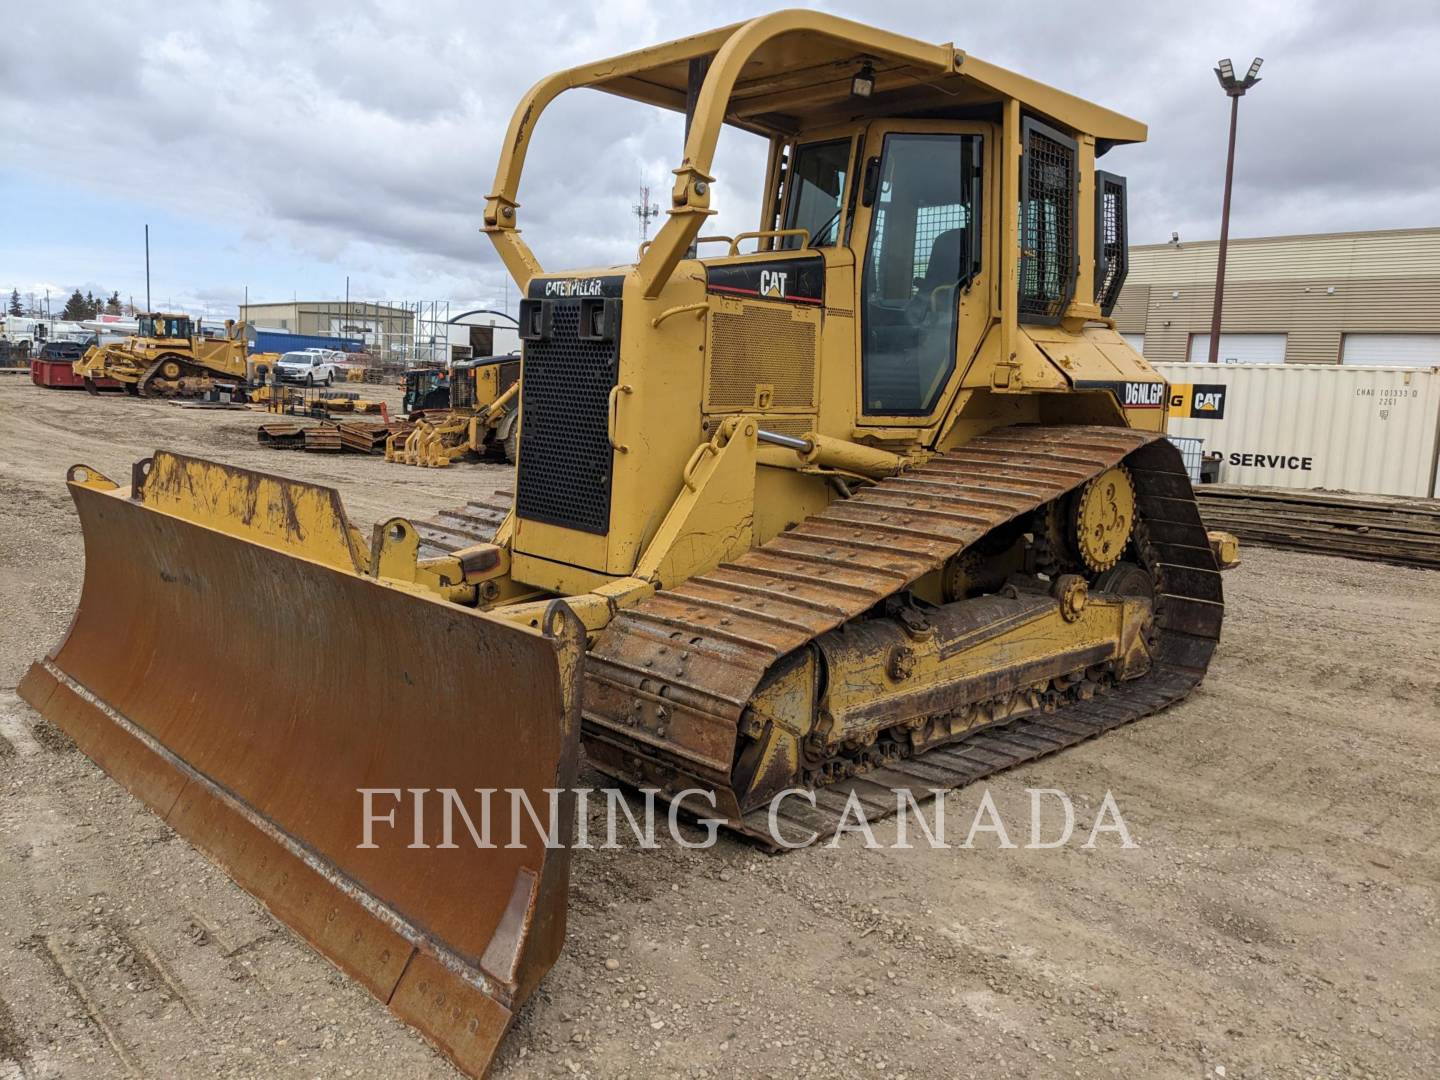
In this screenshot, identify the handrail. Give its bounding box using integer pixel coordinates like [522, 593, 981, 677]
[607, 383, 633, 453]
[650, 302, 710, 329]
[637, 234, 735, 260]
[728, 229, 810, 256]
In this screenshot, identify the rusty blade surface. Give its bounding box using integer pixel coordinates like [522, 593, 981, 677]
[18, 466, 583, 1078]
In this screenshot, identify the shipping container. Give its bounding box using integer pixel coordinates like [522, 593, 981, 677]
[1155, 362, 1440, 498]
[247, 328, 365, 355]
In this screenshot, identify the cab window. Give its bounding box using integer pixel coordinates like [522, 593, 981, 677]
[861, 133, 982, 415]
[781, 139, 850, 249]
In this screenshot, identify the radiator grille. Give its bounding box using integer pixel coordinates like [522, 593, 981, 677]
[1094, 171, 1129, 317]
[514, 300, 619, 535]
[1019, 118, 1078, 324]
[706, 304, 817, 411]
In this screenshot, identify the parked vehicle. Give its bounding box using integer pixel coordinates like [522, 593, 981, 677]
[37, 340, 88, 363]
[297, 347, 348, 367]
[2, 316, 49, 353]
[273, 350, 342, 385]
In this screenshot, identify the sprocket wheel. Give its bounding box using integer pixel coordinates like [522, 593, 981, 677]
[1070, 465, 1136, 573]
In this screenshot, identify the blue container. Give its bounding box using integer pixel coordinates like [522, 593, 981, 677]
[250, 329, 366, 355]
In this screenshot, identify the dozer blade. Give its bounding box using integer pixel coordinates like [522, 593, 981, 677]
[18, 453, 584, 1079]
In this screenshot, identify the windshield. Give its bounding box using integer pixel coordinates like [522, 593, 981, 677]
[782, 139, 850, 249]
[279, 352, 311, 364]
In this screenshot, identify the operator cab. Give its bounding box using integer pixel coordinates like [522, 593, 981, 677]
[138, 313, 193, 340]
[486, 10, 1154, 588]
[401, 366, 451, 414]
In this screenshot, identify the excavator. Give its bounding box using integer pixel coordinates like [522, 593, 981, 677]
[20, 12, 1229, 1077]
[73, 311, 250, 395]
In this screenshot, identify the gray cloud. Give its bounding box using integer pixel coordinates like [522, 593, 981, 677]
[3, 0, 1437, 311]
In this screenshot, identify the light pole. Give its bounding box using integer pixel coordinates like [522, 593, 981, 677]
[1206, 57, 1262, 364]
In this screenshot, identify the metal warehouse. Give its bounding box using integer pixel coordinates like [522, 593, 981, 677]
[238, 299, 413, 346]
[1113, 226, 1440, 365]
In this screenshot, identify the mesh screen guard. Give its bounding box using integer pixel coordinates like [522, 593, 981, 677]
[1018, 118, 1079, 324]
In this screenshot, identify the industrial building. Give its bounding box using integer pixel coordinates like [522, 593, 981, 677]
[238, 300, 413, 348]
[1113, 227, 1440, 365]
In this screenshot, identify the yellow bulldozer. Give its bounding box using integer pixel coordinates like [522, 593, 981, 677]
[22, 12, 1229, 1077]
[386, 353, 523, 467]
[73, 311, 250, 395]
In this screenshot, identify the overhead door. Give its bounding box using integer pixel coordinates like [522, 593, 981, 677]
[1341, 333, 1440, 367]
[1121, 332, 1144, 354]
[1187, 333, 1287, 364]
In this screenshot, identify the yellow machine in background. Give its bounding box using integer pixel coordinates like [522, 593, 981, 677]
[386, 354, 521, 467]
[74, 312, 250, 395]
[23, 13, 1229, 1077]
[247, 352, 284, 382]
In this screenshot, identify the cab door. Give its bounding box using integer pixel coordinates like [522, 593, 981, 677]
[849, 121, 993, 429]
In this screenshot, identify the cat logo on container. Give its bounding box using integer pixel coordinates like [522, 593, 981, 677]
[1169, 383, 1228, 420]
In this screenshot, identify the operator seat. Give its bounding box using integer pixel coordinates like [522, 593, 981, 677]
[914, 228, 964, 306]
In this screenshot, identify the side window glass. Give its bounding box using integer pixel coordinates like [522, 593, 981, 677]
[781, 139, 850, 249]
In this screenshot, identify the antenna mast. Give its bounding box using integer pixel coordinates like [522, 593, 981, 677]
[632, 185, 659, 242]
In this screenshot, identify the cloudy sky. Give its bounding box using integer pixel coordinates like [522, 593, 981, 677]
[2, 0, 1436, 319]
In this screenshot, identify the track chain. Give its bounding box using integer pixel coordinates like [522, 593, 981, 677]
[583, 426, 1223, 846]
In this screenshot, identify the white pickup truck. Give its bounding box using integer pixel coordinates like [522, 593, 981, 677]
[273, 349, 344, 385]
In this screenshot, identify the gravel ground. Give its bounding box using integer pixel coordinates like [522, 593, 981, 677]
[1, 374, 1437, 1080]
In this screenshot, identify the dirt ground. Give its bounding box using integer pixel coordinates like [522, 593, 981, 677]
[1, 373, 1437, 1080]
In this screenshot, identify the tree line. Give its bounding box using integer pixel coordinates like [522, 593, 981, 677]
[7, 287, 136, 320]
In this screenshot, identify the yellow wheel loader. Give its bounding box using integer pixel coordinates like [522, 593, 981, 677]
[73, 312, 250, 396]
[23, 12, 1227, 1077]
